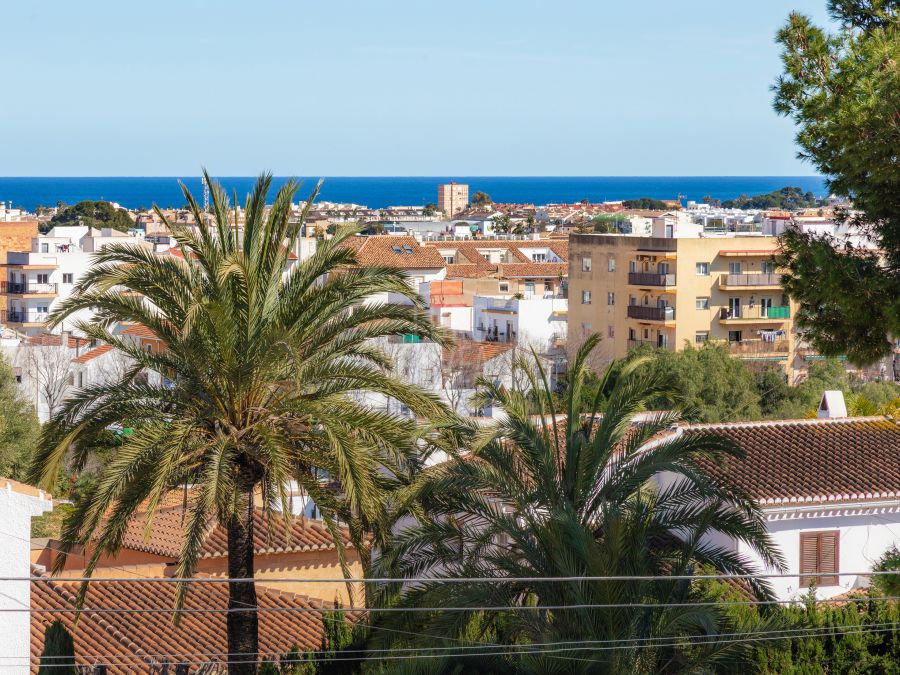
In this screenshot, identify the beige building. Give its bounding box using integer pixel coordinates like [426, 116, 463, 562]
[568, 233, 803, 378]
[438, 182, 469, 219]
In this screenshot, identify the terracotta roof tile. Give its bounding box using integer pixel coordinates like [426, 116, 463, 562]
[114, 504, 354, 559]
[120, 324, 160, 340]
[341, 235, 445, 269]
[30, 570, 346, 673]
[71, 344, 114, 364]
[25, 333, 83, 348]
[681, 417, 900, 505]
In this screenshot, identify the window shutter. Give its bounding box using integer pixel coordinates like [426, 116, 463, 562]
[799, 533, 819, 588]
[818, 531, 839, 586]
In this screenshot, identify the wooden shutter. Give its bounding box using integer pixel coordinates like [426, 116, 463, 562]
[799, 531, 839, 588]
[818, 531, 839, 587]
[799, 533, 819, 587]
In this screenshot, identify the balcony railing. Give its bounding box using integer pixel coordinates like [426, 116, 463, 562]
[719, 273, 780, 288]
[628, 272, 677, 287]
[6, 310, 49, 324]
[627, 339, 672, 351]
[719, 306, 790, 321]
[729, 339, 790, 356]
[627, 305, 675, 322]
[1, 281, 58, 294]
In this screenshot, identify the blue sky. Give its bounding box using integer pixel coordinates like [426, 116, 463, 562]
[1, 0, 831, 176]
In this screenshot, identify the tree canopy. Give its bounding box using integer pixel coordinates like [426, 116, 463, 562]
[721, 186, 821, 210]
[772, 0, 900, 364]
[621, 197, 675, 210]
[45, 200, 135, 233]
[470, 190, 492, 207]
[0, 354, 39, 480]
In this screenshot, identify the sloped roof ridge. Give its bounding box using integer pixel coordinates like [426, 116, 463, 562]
[683, 415, 893, 431]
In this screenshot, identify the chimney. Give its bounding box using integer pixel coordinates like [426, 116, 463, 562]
[817, 390, 848, 419]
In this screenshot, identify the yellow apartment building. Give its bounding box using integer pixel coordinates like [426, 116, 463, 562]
[568, 233, 801, 378]
[437, 183, 469, 219]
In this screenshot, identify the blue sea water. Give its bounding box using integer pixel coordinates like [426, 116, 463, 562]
[0, 176, 827, 213]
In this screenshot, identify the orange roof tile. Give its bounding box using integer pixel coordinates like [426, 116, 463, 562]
[71, 344, 114, 364]
[120, 324, 160, 340]
[682, 417, 900, 505]
[113, 503, 354, 559]
[341, 235, 445, 269]
[30, 569, 349, 673]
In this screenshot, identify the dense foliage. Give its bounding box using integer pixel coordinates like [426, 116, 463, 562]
[367, 337, 783, 673]
[37, 621, 76, 675]
[721, 187, 821, 210]
[619, 342, 899, 422]
[470, 190, 492, 207]
[773, 0, 900, 364]
[0, 354, 39, 480]
[26, 173, 453, 675]
[44, 200, 134, 233]
[621, 197, 673, 210]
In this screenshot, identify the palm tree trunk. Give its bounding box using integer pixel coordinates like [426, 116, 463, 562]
[227, 488, 258, 675]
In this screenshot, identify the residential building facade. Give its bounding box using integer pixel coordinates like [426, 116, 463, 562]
[568, 232, 799, 377]
[437, 183, 469, 219]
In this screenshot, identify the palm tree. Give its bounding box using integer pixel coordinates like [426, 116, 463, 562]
[369, 335, 784, 673]
[27, 172, 452, 675]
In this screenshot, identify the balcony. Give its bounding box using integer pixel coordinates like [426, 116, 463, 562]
[628, 272, 676, 288]
[719, 306, 790, 323]
[729, 339, 790, 357]
[6, 309, 49, 325]
[1, 281, 58, 295]
[627, 305, 675, 322]
[718, 273, 781, 290]
[627, 339, 672, 351]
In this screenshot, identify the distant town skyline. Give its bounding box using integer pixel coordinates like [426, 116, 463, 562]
[3, 1, 831, 177]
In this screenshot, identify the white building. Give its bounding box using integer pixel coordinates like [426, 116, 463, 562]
[2, 227, 153, 336]
[0, 478, 53, 673]
[472, 295, 567, 354]
[661, 399, 900, 601]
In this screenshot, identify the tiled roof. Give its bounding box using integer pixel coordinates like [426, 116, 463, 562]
[342, 235, 445, 269]
[425, 240, 568, 280]
[498, 262, 567, 278]
[71, 344, 114, 364]
[114, 503, 354, 559]
[30, 569, 345, 673]
[443, 339, 515, 368]
[25, 333, 83, 348]
[680, 417, 900, 505]
[120, 324, 160, 340]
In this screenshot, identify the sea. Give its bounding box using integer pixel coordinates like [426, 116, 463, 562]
[0, 176, 827, 212]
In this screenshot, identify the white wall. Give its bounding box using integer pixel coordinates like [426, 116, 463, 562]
[739, 505, 900, 601]
[0, 481, 53, 673]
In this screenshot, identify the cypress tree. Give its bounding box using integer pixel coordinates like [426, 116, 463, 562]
[37, 621, 76, 675]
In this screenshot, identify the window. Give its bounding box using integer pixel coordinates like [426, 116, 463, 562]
[728, 297, 741, 318]
[629, 295, 636, 306]
[532, 253, 547, 262]
[729, 262, 742, 275]
[77, 372, 84, 388]
[499, 282, 509, 293]
[581, 322, 592, 332]
[37, 273, 49, 284]
[607, 292, 615, 306]
[582, 257, 592, 272]
[442, 254, 456, 265]
[41, 243, 49, 253]
[581, 290, 592, 305]
[62, 273, 74, 284]
[629, 260, 637, 273]
[608, 258, 616, 272]
[628, 328, 636, 340]
[695, 331, 709, 344]
[800, 531, 839, 587]
[728, 330, 743, 342]
[762, 261, 776, 274]
[524, 281, 535, 296]
[607, 325, 615, 338]
[695, 262, 710, 276]
[695, 297, 710, 310]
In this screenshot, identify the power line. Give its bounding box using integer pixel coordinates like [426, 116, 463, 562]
[19, 594, 900, 615]
[15, 569, 899, 584]
[20, 621, 900, 661]
[18, 624, 900, 666]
